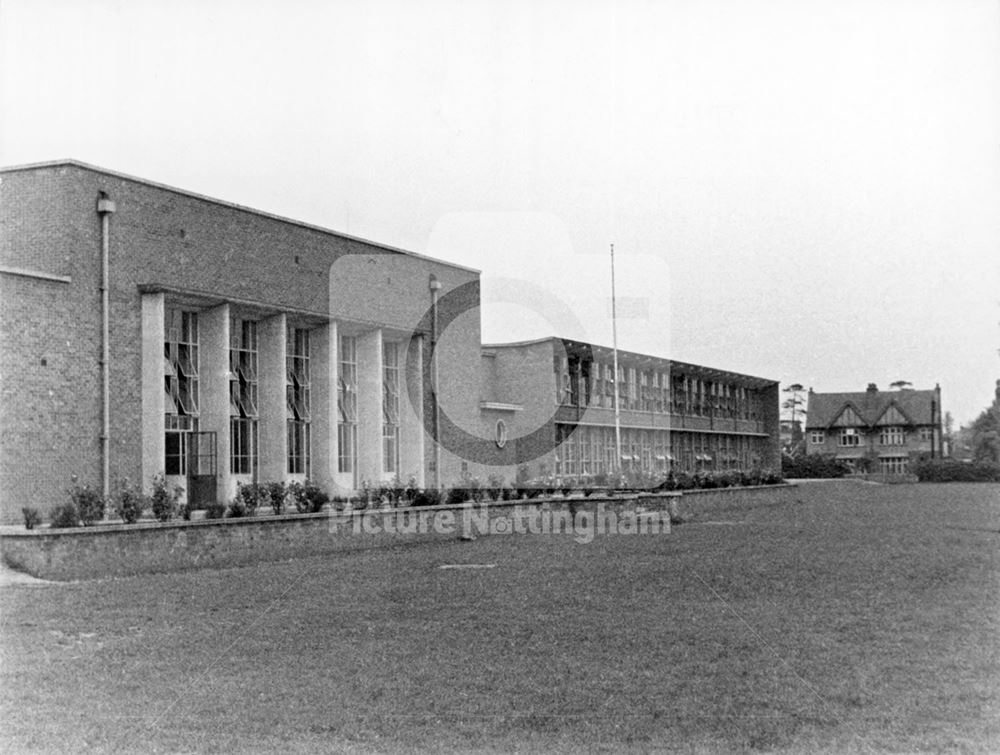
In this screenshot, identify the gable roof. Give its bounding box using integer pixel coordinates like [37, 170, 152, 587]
[806, 388, 938, 429]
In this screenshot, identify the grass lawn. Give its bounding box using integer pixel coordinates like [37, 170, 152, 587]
[2, 481, 998, 753]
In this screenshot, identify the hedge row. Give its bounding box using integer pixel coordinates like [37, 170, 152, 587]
[781, 454, 848, 479]
[910, 459, 1000, 482]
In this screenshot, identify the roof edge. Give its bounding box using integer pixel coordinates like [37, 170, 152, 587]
[0, 159, 481, 275]
[484, 336, 777, 385]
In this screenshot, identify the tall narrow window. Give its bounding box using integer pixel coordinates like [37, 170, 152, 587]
[604, 427, 616, 471]
[673, 375, 687, 414]
[382, 341, 400, 474]
[337, 335, 358, 474]
[287, 327, 311, 475]
[568, 359, 582, 406]
[164, 309, 199, 475]
[230, 318, 258, 475]
[555, 356, 571, 404]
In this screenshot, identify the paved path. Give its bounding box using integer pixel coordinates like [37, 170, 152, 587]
[0, 560, 54, 586]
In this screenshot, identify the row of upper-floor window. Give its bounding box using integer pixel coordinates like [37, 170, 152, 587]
[554, 356, 765, 420]
[810, 427, 934, 447]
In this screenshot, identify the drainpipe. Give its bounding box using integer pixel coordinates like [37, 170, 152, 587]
[97, 193, 116, 502]
[935, 383, 943, 459]
[429, 274, 442, 489]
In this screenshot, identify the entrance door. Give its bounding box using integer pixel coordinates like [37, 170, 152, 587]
[187, 431, 217, 507]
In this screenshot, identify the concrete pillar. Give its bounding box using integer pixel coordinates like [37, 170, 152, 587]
[140, 292, 165, 492]
[200, 304, 231, 504]
[311, 320, 339, 493]
[400, 333, 425, 487]
[257, 313, 287, 483]
[356, 328, 383, 485]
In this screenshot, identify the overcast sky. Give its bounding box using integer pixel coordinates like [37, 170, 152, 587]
[2, 0, 998, 425]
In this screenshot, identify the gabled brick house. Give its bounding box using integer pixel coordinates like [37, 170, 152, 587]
[804, 384, 943, 474]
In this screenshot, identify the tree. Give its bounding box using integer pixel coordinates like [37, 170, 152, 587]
[890, 380, 913, 390]
[943, 411, 954, 457]
[782, 384, 806, 424]
[782, 383, 807, 454]
[970, 408, 999, 463]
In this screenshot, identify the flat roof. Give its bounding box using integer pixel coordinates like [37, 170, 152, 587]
[483, 335, 776, 387]
[0, 159, 480, 275]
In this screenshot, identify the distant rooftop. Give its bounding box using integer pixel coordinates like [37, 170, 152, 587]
[807, 387, 939, 428]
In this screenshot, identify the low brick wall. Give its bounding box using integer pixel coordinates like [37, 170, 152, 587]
[1, 494, 676, 582]
[671, 483, 798, 520]
[2, 485, 796, 581]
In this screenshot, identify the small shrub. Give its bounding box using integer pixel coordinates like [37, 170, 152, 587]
[486, 473, 506, 501]
[622, 469, 663, 492]
[150, 473, 182, 522]
[459, 475, 483, 501]
[204, 499, 226, 519]
[265, 481, 287, 514]
[288, 480, 329, 513]
[403, 476, 419, 505]
[22, 506, 42, 530]
[413, 488, 443, 507]
[227, 497, 247, 518]
[68, 477, 105, 525]
[673, 472, 696, 490]
[696, 473, 718, 489]
[233, 482, 265, 516]
[50, 502, 80, 528]
[112, 478, 146, 524]
[329, 495, 354, 511]
[445, 487, 471, 505]
[761, 470, 783, 485]
[372, 484, 397, 508]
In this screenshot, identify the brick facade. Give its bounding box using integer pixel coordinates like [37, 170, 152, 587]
[1, 160, 782, 523]
[479, 338, 781, 483]
[0, 161, 483, 523]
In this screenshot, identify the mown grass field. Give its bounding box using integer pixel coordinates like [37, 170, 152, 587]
[2, 481, 998, 753]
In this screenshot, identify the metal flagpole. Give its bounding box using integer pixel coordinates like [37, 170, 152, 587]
[611, 243, 622, 476]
